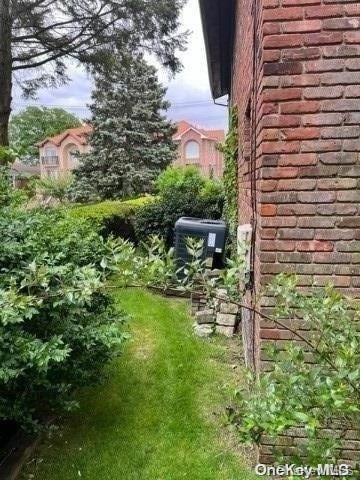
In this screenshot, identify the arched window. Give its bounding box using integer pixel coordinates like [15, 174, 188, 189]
[68, 147, 80, 169]
[185, 140, 200, 162]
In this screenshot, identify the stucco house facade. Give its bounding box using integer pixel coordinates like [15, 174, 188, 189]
[38, 125, 92, 178]
[173, 120, 225, 177]
[200, 0, 360, 465]
[38, 121, 225, 179]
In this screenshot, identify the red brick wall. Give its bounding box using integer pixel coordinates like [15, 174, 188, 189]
[259, 0, 360, 356]
[231, 0, 360, 465]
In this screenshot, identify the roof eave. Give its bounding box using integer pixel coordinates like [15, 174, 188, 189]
[199, 0, 236, 100]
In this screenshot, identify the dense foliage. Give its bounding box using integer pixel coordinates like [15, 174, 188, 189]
[71, 55, 176, 201]
[0, 173, 126, 430]
[37, 174, 74, 204]
[0, 146, 17, 166]
[218, 107, 238, 240]
[134, 166, 224, 246]
[69, 197, 153, 241]
[229, 274, 360, 469]
[9, 107, 81, 165]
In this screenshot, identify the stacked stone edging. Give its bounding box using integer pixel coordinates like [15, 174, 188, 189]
[191, 291, 241, 337]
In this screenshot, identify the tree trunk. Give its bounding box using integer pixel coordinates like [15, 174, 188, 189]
[0, 0, 12, 146]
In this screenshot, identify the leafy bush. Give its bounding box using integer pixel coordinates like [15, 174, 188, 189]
[155, 165, 203, 194]
[0, 192, 126, 431]
[68, 196, 153, 241]
[229, 274, 360, 468]
[0, 147, 17, 166]
[22, 175, 40, 199]
[155, 165, 223, 202]
[201, 178, 224, 202]
[134, 167, 224, 246]
[0, 166, 28, 207]
[37, 174, 74, 203]
[112, 234, 247, 300]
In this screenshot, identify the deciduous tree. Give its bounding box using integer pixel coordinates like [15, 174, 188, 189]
[10, 106, 81, 164]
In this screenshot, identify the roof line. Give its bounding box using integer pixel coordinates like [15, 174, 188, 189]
[173, 125, 210, 140]
[198, 0, 236, 99]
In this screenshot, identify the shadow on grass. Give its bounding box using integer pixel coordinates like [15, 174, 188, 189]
[21, 289, 257, 480]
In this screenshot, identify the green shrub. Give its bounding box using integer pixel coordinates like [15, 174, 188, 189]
[37, 174, 74, 203]
[68, 196, 153, 241]
[155, 165, 205, 194]
[230, 274, 360, 469]
[201, 178, 224, 202]
[0, 147, 17, 166]
[22, 175, 40, 199]
[0, 166, 28, 207]
[134, 167, 224, 246]
[0, 191, 127, 431]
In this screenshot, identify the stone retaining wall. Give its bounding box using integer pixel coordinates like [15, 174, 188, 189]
[191, 292, 241, 337]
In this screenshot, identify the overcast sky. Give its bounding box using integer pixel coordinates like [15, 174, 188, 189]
[13, 0, 228, 130]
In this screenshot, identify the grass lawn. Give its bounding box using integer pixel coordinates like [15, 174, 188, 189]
[21, 289, 257, 480]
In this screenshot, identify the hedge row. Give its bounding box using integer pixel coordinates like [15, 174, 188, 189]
[68, 196, 154, 242]
[67, 168, 225, 246]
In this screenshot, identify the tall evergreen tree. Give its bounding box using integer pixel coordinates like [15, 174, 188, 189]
[73, 56, 177, 200]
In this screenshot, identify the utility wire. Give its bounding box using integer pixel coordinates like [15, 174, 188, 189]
[12, 100, 224, 109]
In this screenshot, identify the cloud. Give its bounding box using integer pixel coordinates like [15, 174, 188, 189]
[12, 65, 92, 120]
[12, 0, 228, 129]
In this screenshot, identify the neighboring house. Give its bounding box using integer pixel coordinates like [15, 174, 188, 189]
[38, 122, 225, 179]
[173, 121, 225, 178]
[38, 125, 92, 178]
[200, 0, 359, 465]
[10, 160, 40, 188]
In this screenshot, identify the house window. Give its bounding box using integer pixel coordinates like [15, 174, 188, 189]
[45, 146, 57, 157]
[42, 146, 59, 165]
[185, 140, 200, 163]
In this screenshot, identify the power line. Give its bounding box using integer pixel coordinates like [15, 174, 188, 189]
[12, 99, 224, 110]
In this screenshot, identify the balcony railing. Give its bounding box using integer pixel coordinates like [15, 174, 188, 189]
[41, 155, 59, 166]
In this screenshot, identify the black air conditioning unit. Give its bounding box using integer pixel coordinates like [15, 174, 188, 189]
[174, 217, 228, 270]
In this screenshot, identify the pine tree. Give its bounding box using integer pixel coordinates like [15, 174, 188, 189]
[73, 56, 177, 201]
